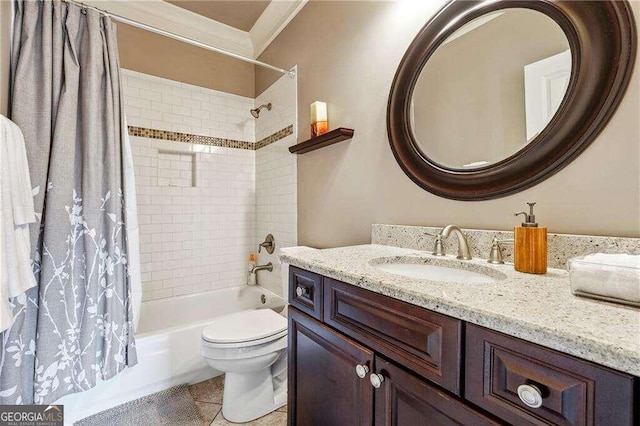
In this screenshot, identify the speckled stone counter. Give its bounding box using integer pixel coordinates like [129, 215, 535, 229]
[372, 224, 640, 269]
[280, 244, 640, 376]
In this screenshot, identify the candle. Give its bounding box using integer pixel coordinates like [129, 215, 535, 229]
[310, 101, 328, 137]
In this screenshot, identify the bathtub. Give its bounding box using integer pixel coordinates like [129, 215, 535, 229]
[57, 285, 286, 424]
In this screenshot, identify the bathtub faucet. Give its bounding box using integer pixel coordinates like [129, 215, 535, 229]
[250, 262, 273, 274]
[258, 234, 275, 254]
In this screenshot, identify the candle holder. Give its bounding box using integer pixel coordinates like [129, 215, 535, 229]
[310, 101, 328, 137]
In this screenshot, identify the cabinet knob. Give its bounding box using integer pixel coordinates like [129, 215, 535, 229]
[295, 286, 305, 297]
[517, 384, 543, 408]
[370, 373, 385, 388]
[355, 364, 369, 379]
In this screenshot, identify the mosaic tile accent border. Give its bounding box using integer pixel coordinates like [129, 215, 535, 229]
[128, 125, 294, 151]
[256, 125, 294, 149]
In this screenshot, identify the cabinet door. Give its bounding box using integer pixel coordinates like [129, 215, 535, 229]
[289, 307, 374, 426]
[374, 356, 501, 426]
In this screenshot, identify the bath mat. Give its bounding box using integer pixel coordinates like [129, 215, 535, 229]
[74, 384, 205, 426]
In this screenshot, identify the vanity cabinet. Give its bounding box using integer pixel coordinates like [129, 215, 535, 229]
[289, 307, 499, 426]
[287, 266, 637, 426]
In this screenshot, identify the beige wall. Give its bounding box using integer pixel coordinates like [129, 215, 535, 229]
[0, 6, 256, 105]
[0, 0, 11, 116]
[413, 9, 569, 168]
[257, 0, 640, 247]
[117, 22, 255, 98]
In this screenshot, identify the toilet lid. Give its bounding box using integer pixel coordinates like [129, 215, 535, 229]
[202, 309, 287, 344]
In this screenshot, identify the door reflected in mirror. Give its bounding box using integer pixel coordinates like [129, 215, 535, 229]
[410, 9, 570, 170]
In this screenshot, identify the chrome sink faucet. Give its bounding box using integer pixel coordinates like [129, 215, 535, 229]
[438, 225, 472, 260]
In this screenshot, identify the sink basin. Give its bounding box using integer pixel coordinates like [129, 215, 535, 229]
[371, 257, 506, 283]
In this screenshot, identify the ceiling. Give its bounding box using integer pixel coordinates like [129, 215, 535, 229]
[166, 1, 271, 32]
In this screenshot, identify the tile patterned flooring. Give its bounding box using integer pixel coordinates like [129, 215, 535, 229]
[189, 376, 287, 425]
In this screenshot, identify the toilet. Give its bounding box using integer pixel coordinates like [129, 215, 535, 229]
[201, 308, 288, 423]
[201, 247, 316, 422]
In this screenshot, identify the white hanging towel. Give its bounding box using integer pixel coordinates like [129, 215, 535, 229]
[0, 115, 37, 333]
[0, 182, 10, 332]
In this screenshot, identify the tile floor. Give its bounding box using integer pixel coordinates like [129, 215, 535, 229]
[189, 376, 287, 425]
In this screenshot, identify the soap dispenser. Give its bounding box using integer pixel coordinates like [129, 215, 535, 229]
[513, 202, 547, 274]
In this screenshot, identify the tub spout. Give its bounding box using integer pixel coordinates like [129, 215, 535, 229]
[250, 262, 273, 273]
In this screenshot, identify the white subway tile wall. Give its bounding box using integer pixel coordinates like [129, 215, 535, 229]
[255, 74, 298, 295]
[122, 69, 255, 143]
[124, 70, 296, 301]
[132, 136, 256, 302]
[157, 152, 195, 187]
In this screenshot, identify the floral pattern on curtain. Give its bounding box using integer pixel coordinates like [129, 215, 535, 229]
[0, 0, 137, 404]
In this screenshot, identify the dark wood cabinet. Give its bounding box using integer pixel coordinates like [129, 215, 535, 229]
[465, 324, 636, 426]
[288, 268, 637, 426]
[289, 306, 488, 426]
[288, 307, 374, 426]
[374, 357, 500, 426]
[324, 278, 462, 395]
[289, 266, 323, 320]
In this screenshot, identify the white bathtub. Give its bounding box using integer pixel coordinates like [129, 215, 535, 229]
[57, 285, 286, 424]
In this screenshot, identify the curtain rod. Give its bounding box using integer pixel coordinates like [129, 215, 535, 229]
[62, 0, 295, 78]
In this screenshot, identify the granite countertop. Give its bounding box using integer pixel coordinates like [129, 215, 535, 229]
[281, 244, 640, 376]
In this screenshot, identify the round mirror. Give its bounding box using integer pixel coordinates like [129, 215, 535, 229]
[388, 0, 636, 200]
[410, 8, 571, 170]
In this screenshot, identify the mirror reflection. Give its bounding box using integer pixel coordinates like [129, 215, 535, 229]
[411, 9, 571, 170]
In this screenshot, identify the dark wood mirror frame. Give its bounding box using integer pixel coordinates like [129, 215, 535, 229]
[387, 0, 636, 201]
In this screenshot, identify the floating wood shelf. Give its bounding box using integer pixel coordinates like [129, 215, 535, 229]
[289, 128, 354, 154]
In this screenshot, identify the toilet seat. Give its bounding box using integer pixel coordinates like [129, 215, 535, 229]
[202, 309, 287, 348]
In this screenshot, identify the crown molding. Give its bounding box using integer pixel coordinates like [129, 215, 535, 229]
[85, 0, 307, 61]
[250, 0, 308, 58]
[86, 0, 253, 57]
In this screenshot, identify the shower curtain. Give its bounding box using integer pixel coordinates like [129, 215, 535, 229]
[0, 0, 138, 404]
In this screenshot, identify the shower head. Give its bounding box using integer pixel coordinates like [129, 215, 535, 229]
[250, 103, 272, 118]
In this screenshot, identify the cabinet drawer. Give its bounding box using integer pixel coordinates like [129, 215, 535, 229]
[323, 278, 462, 395]
[465, 324, 635, 425]
[288, 266, 323, 320]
